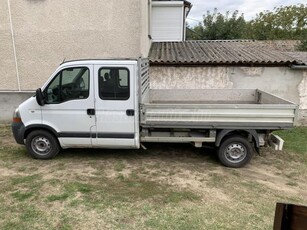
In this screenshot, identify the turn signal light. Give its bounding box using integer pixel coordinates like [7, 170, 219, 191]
[13, 117, 22, 123]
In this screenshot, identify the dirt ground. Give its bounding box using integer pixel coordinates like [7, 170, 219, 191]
[0, 125, 307, 229]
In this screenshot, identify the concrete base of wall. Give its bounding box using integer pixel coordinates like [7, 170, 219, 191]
[0, 91, 34, 123]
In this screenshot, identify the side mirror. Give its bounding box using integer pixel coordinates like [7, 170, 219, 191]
[36, 88, 45, 106]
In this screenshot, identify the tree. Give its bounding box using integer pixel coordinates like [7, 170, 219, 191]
[187, 8, 247, 40]
[298, 40, 307, 51]
[187, 4, 307, 44]
[248, 4, 307, 40]
[186, 23, 205, 40]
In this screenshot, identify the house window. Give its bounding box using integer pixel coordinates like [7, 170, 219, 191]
[151, 2, 184, 42]
[98, 68, 130, 100]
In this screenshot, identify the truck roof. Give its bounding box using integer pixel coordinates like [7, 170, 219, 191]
[60, 58, 139, 67]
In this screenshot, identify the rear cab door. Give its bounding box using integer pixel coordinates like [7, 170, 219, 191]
[93, 60, 138, 148]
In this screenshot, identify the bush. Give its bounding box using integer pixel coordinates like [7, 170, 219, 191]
[298, 40, 307, 51]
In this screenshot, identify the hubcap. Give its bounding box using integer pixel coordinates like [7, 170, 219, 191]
[31, 136, 51, 156]
[224, 143, 246, 163]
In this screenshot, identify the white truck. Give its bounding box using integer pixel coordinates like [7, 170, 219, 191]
[12, 58, 298, 167]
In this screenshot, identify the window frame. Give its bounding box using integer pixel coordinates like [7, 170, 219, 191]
[98, 67, 130, 101]
[44, 66, 90, 104]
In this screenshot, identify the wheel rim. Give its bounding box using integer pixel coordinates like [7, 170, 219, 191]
[224, 143, 247, 163]
[31, 136, 51, 156]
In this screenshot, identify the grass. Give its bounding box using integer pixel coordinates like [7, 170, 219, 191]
[0, 125, 307, 229]
[46, 193, 70, 202]
[274, 127, 307, 154]
[11, 191, 34, 201]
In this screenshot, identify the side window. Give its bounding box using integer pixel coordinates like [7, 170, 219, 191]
[45, 67, 89, 104]
[99, 68, 130, 100]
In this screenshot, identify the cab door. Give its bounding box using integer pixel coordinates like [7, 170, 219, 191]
[93, 63, 136, 148]
[41, 65, 95, 147]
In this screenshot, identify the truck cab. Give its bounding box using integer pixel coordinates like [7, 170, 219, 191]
[12, 59, 141, 157]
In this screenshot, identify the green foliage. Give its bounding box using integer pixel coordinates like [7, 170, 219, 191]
[204, 9, 247, 40]
[187, 4, 307, 44]
[187, 8, 247, 40]
[186, 24, 204, 40]
[298, 40, 307, 51]
[248, 4, 307, 40]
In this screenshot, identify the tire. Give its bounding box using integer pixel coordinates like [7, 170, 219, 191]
[218, 135, 253, 168]
[26, 130, 60, 159]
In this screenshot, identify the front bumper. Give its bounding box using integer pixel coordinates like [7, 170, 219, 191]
[11, 122, 26, 145]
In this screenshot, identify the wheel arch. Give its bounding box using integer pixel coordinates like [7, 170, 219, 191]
[24, 125, 59, 140]
[215, 129, 259, 149]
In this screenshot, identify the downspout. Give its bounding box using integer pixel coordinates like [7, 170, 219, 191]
[182, 2, 193, 41]
[7, 0, 21, 91]
[182, 6, 186, 41]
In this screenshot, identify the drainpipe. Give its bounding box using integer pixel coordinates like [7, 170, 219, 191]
[7, 0, 21, 91]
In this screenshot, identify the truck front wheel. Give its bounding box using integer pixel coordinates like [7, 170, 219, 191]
[26, 130, 60, 159]
[218, 135, 253, 168]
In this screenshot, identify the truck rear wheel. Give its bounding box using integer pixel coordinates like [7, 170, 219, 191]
[26, 130, 60, 159]
[218, 135, 253, 168]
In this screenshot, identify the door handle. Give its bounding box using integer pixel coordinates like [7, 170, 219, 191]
[87, 109, 95, 116]
[126, 109, 135, 116]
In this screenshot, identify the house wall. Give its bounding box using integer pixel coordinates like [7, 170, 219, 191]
[0, 0, 19, 91]
[0, 0, 150, 91]
[150, 66, 307, 124]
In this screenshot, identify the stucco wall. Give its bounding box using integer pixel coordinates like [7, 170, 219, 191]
[150, 66, 307, 124]
[0, 1, 19, 90]
[0, 0, 151, 91]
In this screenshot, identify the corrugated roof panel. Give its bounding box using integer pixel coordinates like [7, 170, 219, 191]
[149, 40, 305, 65]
